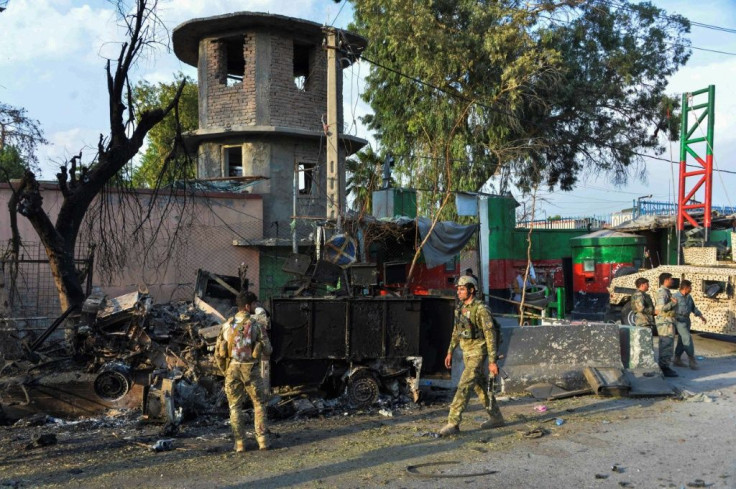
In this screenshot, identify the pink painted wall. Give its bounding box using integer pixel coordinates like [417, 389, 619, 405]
[0, 182, 263, 309]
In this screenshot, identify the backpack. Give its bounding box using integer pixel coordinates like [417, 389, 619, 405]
[214, 313, 254, 374]
[468, 300, 503, 347]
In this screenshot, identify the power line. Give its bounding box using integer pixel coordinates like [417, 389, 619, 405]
[356, 53, 736, 178]
[537, 11, 736, 57]
[596, 0, 736, 35]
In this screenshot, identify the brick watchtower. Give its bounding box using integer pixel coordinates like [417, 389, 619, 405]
[173, 12, 367, 239]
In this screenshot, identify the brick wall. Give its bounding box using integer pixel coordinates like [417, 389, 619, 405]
[200, 30, 343, 133]
[202, 35, 257, 129]
[268, 34, 329, 131]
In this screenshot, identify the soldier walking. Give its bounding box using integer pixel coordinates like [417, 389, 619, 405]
[215, 291, 273, 452]
[655, 273, 679, 378]
[672, 279, 706, 370]
[439, 276, 504, 437]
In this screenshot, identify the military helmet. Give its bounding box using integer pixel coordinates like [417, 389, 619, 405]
[456, 275, 478, 289]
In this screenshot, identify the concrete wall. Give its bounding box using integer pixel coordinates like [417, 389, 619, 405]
[0, 183, 263, 312]
[197, 136, 333, 239]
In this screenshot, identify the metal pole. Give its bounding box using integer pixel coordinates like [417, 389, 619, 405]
[704, 84, 716, 241]
[677, 91, 688, 265]
[293, 158, 298, 254]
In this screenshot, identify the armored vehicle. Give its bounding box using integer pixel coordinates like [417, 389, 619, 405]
[608, 245, 736, 336]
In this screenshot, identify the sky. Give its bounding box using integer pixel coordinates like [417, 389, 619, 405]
[2, 0, 736, 220]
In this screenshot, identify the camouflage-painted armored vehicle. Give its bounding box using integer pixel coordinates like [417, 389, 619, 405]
[607, 246, 736, 336]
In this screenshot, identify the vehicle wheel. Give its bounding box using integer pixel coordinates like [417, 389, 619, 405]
[347, 372, 379, 408]
[620, 301, 636, 326]
[613, 266, 638, 278]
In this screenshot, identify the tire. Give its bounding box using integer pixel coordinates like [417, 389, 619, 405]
[347, 371, 379, 408]
[524, 286, 547, 301]
[620, 301, 636, 326]
[613, 266, 638, 278]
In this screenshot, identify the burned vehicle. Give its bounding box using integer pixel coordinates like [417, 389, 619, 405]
[608, 246, 736, 336]
[0, 284, 224, 424]
[197, 264, 453, 408]
[269, 297, 424, 406]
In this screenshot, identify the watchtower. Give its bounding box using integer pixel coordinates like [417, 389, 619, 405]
[173, 13, 367, 239]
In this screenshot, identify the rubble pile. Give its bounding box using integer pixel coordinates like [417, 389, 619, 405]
[0, 291, 229, 425]
[2, 287, 421, 427]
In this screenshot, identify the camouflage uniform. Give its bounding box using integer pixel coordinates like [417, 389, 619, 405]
[631, 290, 655, 328]
[655, 286, 677, 369]
[216, 311, 273, 451]
[672, 291, 703, 360]
[446, 298, 503, 427]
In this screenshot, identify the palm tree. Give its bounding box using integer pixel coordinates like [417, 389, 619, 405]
[346, 147, 384, 215]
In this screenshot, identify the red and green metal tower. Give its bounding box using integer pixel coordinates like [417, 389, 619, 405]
[677, 85, 715, 249]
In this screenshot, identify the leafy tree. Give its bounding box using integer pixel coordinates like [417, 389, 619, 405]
[0, 146, 27, 180]
[0, 102, 47, 176]
[131, 74, 198, 188]
[346, 146, 384, 215]
[350, 0, 690, 202]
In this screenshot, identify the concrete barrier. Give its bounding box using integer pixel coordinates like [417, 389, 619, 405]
[619, 325, 657, 369]
[498, 322, 623, 392]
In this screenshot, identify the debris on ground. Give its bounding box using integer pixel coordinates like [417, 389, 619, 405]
[150, 439, 174, 452]
[687, 479, 712, 488]
[685, 393, 716, 403]
[520, 427, 548, 439]
[24, 433, 57, 450]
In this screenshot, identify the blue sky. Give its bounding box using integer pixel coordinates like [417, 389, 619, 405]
[2, 0, 736, 219]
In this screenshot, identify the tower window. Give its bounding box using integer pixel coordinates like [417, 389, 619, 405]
[293, 42, 311, 91]
[219, 36, 244, 86]
[298, 162, 315, 194]
[224, 146, 243, 177]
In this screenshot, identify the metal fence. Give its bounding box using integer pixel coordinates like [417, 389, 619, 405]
[516, 216, 609, 230]
[1, 241, 93, 333]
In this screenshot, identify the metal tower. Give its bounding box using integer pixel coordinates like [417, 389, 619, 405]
[677, 85, 715, 243]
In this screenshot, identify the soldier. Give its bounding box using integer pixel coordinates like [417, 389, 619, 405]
[655, 273, 678, 378]
[215, 291, 273, 452]
[439, 276, 504, 437]
[631, 277, 655, 328]
[672, 279, 706, 370]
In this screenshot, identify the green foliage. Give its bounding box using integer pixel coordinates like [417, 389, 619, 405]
[0, 145, 26, 179]
[350, 0, 690, 200]
[0, 102, 46, 174]
[131, 74, 198, 188]
[346, 146, 384, 214]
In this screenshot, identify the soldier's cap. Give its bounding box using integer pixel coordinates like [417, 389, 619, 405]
[456, 275, 478, 289]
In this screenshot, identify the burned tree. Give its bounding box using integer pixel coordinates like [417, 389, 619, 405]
[7, 0, 186, 312]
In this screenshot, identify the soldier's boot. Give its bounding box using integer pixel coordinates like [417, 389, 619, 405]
[480, 405, 505, 429]
[688, 355, 700, 370]
[661, 366, 679, 378]
[438, 423, 459, 437]
[234, 440, 245, 453]
[673, 355, 686, 367]
[257, 435, 271, 451]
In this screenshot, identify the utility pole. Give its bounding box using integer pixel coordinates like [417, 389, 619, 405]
[324, 27, 342, 224]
